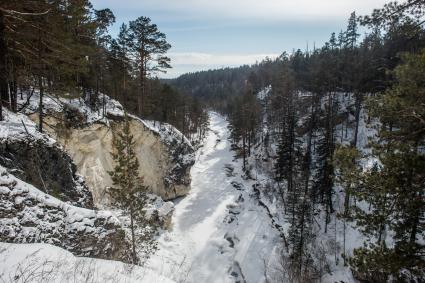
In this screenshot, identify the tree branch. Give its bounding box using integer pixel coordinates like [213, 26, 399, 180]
[0, 8, 51, 16]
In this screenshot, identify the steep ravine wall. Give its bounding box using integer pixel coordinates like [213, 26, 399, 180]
[36, 115, 194, 207]
[0, 166, 132, 263]
[0, 106, 185, 264]
[0, 110, 133, 263]
[0, 136, 93, 208]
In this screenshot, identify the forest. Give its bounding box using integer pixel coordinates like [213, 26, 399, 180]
[0, 0, 424, 282]
[170, 1, 425, 281]
[0, 0, 208, 143]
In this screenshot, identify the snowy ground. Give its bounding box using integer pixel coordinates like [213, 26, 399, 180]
[0, 243, 173, 283]
[0, 111, 280, 283]
[148, 112, 280, 283]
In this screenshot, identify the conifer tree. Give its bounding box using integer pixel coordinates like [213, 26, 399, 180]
[228, 82, 261, 171]
[108, 114, 157, 264]
[333, 145, 361, 265]
[274, 66, 298, 192]
[334, 50, 425, 281]
[345, 12, 359, 49]
[126, 16, 171, 116]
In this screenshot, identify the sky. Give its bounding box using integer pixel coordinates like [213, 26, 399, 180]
[91, 0, 389, 78]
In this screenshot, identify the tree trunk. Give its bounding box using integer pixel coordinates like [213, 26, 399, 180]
[242, 132, 246, 171]
[410, 204, 420, 244]
[37, 24, 44, 133]
[408, 148, 420, 246]
[38, 75, 44, 133]
[353, 92, 363, 148]
[248, 131, 251, 157]
[139, 57, 146, 117]
[11, 78, 17, 112]
[0, 10, 7, 120]
[139, 73, 145, 117]
[130, 207, 137, 264]
[343, 187, 350, 266]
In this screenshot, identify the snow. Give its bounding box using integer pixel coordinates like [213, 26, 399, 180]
[18, 90, 125, 125]
[17, 89, 194, 155]
[0, 109, 55, 145]
[143, 119, 194, 150]
[17, 90, 194, 172]
[148, 112, 280, 283]
[230, 88, 382, 282]
[0, 164, 124, 244]
[257, 85, 271, 101]
[1, 86, 386, 282]
[0, 242, 174, 283]
[146, 194, 175, 219]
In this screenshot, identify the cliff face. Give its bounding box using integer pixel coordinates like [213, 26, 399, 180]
[0, 136, 93, 208]
[0, 165, 132, 263]
[0, 111, 93, 208]
[39, 115, 194, 206]
[0, 110, 132, 262]
[23, 93, 194, 207]
[0, 93, 194, 264]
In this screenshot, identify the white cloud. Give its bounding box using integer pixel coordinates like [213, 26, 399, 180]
[97, 0, 389, 21]
[91, 0, 392, 78]
[169, 52, 279, 66]
[160, 52, 279, 78]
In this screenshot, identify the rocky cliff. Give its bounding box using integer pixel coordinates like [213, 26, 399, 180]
[0, 165, 132, 263]
[0, 92, 195, 263]
[0, 111, 93, 208]
[27, 94, 194, 206]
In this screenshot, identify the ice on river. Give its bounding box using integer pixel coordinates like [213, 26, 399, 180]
[148, 112, 280, 283]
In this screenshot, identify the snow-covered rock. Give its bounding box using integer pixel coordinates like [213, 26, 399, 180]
[0, 166, 132, 263]
[0, 110, 93, 208]
[257, 85, 271, 101]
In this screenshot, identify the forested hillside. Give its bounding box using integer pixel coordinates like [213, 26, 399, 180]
[171, 1, 425, 282]
[0, 0, 207, 280]
[1, 0, 424, 282]
[0, 1, 208, 143]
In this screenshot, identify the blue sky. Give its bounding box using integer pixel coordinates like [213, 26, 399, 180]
[91, 0, 389, 78]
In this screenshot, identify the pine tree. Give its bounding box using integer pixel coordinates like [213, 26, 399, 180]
[334, 50, 425, 281]
[87, 8, 115, 113]
[0, 7, 6, 120]
[108, 114, 157, 264]
[345, 12, 359, 49]
[126, 17, 171, 117]
[333, 145, 361, 265]
[274, 65, 297, 185]
[105, 24, 133, 109]
[1, 1, 100, 131]
[227, 82, 261, 172]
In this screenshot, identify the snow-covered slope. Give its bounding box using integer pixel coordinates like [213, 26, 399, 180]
[148, 113, 281, 283]
[0, 242, 174, 283]
[0, 99, 178, 265]
[245, 89, 380, 282]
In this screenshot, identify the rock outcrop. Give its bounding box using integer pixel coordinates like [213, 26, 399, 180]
[46, 117, 194, 205]
[0, 93, 189, 264]
[0, 136, 93, 208]
[0, 166, 132, 263]
[0, 111, 93, 208]
[27, 95, 195, 206]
